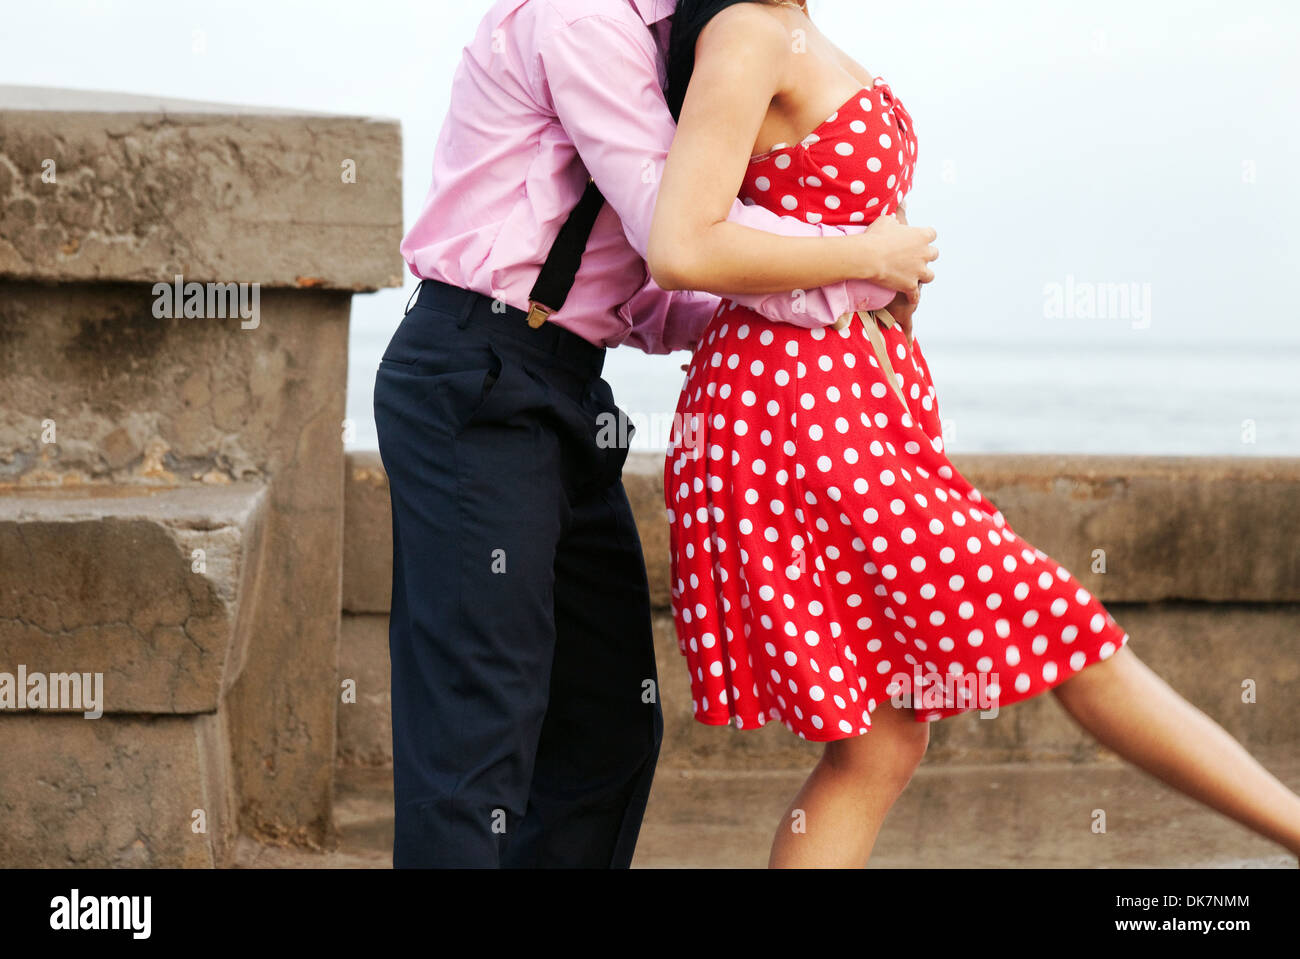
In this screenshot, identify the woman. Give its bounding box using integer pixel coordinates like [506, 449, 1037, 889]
[648, 0, 1300, 867]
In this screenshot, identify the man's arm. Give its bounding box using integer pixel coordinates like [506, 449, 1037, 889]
[536, 12, 932, 332]
[617, 279, 719, 354]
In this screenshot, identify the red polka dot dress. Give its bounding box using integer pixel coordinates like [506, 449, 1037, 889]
[665, 78, 1130, 741]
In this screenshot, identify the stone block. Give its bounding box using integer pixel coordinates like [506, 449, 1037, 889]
[342, 452, 392, 615]
[0, 86, 403, 291]
[337, 613, 392, 767]
[0, 484, 266, 714]
[0, 711, 237, 867]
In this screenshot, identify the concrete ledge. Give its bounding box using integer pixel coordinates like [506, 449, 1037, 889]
[945, 454, 1300, 603]
[625, 452, 1300, 606]
[0, 484, 267, 713]
[344, 447, 1300, 611]
[342, 450, 1300, 767]
[0, 85, 403, 291]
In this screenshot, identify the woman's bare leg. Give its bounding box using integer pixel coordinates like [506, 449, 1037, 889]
[1052, 644, 1300, 855]
[769, 701, 929, 867]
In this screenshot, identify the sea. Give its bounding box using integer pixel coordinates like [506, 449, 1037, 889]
[347, 318, 1300, 458]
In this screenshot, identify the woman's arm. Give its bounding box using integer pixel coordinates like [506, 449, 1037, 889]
[647, 4, 937, 299]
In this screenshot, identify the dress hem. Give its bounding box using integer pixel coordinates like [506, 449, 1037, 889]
[689, 629, 1131, 743]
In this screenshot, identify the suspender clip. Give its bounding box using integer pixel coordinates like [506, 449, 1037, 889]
[525, 301, 554, 329]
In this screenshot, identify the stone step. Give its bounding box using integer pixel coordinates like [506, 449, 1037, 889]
[0, 483, 268, 866]
[637, 756, 1299, 868]
[0, 483, 268, 713]
[233, 752, 1299, 868]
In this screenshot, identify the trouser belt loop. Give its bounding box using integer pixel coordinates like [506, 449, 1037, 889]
[454, 286, 477, 329]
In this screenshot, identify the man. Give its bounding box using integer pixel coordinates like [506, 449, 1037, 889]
[377, 0, 937, 868]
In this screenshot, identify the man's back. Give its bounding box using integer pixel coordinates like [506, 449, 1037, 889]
[401, 0, 701, 353]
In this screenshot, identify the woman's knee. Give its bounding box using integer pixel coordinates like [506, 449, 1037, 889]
[895, 717, 932, 769]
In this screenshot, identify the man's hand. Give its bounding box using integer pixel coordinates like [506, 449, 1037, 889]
[886, 289, 918, 348]
[858, 213, 937, 302]
[880, 201, 922, 344]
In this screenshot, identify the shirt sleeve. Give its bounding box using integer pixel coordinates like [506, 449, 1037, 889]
[616, 280, 719, 355]
[536, 14, 896, 334]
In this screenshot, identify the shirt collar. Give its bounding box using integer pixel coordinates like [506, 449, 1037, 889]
[628, 0, 674, 25]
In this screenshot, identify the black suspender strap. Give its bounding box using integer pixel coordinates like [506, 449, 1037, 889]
[526, 177, 606, 328]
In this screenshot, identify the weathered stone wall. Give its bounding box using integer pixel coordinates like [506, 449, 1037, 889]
[0, 87, 402, 865]
[339, 451, 1300, 770]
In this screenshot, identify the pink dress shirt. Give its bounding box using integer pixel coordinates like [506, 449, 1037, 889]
[400, 0, 896, 354]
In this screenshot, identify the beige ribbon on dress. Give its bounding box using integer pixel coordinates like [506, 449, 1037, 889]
[834, 307, 910, 411]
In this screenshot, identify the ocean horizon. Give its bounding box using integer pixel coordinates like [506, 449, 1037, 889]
[347, 324, 1300, 458]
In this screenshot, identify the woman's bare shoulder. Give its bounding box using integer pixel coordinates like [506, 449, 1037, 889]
[696, 2, 798, 61]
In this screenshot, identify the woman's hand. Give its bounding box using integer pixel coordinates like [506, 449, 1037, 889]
[858, 214, 938, 302]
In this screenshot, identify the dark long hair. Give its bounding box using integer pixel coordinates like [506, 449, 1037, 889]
[665, 0, 772, 121]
